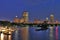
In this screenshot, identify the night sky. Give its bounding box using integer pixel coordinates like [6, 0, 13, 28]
[0, 0, 60, 21]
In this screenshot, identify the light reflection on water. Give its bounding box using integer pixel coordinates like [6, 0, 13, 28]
[56, 26, 58, 40]
[49, 27, 54, 40]
[21, 27, 29, 40]
[8, 35, 11, 40]
[0, 26, 59, 40]
[1, 33, 4, 40]
[0, 33, 11, 40]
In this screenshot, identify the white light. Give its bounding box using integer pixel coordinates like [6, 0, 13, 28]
[2, 30, 6, 32]
[46, 17, 48, 20]
[50, 14, 54, 17]
[1, 33, 4, 40]
[15, 16, 18, 18]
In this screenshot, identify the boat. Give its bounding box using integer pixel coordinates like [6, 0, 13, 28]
[35, 27, 48, 31]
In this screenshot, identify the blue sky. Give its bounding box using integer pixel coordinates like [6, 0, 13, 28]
[0, 0, 60, 21]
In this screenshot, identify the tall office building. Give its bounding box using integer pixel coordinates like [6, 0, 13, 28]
[22, 11, 29, 23]
[13, 16, 20, 23]
[50, 14, 54, 23]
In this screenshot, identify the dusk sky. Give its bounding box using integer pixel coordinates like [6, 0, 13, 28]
[0, 0, 60, 21]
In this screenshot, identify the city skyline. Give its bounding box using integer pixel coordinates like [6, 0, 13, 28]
[0, 11, 59, 22]
[0, 0, 60, 21]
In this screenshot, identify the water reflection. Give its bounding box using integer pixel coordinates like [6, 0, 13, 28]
[0, 33, 11, 40]
[0, 26, 60, 40]
[1, 33, 4, 40]
[56, 26, 58, 40]
[12, 27, 29, 40]
[8, 35, 11, 40]
[21, 27, 29, 40]
[49, 27, 54, 40]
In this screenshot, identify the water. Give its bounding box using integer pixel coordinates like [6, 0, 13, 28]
[0, 26, 60, 40]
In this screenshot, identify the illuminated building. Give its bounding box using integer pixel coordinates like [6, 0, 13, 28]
[13, 16, 20, 23]
[46, 17, 49, 22]
[50, 14, 54, 23]
[19, 18, 24, 23]
[22, 11, 29, 23]
[55, 20, 58, 24]
[34, 19, 40, 24]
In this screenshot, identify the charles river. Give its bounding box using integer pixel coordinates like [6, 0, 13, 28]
[0, 26, 60, 40]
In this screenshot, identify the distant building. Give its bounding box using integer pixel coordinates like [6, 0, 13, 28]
[55, 20, 59, 24]
[22, 11, 29, 23]
[13, 11, 29, 23]
[13, 16, 20, 23]
[50, 14, 54, 23]
[46, 17, 49, 21]
[34, 19, 41, 24]
[19, 18, 24, 23]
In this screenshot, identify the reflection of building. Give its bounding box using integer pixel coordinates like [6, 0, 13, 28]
[21, 27, 29, 40]
[13, 16, 20, 23]
[50, 14, 54, 23]
[22, 11, 29, 23]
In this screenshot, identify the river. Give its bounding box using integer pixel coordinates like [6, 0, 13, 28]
[0, 26, 60, 40]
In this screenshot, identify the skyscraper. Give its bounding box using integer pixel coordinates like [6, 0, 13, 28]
[22, 11, 29, 23]
[50, 14, 54, 23]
